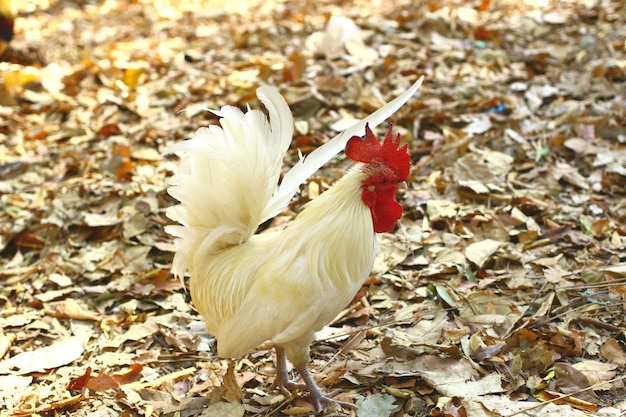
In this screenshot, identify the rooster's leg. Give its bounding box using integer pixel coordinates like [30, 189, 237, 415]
[294, 364, 355, 414]
[271, 346, 306, 396]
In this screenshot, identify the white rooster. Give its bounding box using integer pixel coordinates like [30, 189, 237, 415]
[164, 77, 423, 412]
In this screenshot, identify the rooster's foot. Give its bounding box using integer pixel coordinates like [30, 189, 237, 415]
[272, 346, 306, 396]
[308, 390, 356, 414]
[270, 375, 306, 397]
[295, 366, 354, 414]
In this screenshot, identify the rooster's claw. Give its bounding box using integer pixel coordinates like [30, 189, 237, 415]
[271, 376, 306, 397]
[309, 391, 356, 414]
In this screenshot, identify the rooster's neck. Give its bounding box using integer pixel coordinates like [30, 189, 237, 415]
[280, 167, 376, 289]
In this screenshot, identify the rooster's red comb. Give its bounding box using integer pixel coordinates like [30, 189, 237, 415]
[345, 124, 410, 180]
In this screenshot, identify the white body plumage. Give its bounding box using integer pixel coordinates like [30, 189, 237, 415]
[164, 77, 423, 411]
[189, 167, 376, 364]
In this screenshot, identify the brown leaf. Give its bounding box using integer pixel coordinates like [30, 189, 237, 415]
[222, 362, 243, 403]
[599, 338, 626, 366]
[47, 298, 101, 321]
[471, 344, 503, 362]
[554, 362, 600, 403]
[98, 123, 121, 138]
[33, 395, 88, 414]
[14, 232, 46, 250]
[86, 373, 119, 392]
[68, 367, 92, 392]
[590, 218, 610, 238]
[534, 390, 599, 413]
[0, 333, 16, 359]
[282, 51, 306, 83]
[113, 363, 143, 385]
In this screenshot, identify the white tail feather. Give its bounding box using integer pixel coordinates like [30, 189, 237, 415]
[261, 76, 424, 220]
[164, 89, 294, 275]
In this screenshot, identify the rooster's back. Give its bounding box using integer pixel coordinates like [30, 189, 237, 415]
[164, 88, 293, 277]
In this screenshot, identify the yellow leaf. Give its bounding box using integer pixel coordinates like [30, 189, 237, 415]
[4, 69, 40, 88]
[282, 407, 315, 415]
[122, 67, 145, 90]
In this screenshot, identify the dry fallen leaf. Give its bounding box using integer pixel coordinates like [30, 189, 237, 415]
[306, 16, 361, 58]
[0, 336, 84, 375]
[427, 199, 458, 222]
[554, 362, 600, 403]
[465, 239, 504, 268]
[572, 360, 618, 389]
[409, 356, 504, 398]
[356, 393, 397, 417]
[46, 298, 102, 321]
[599, 338, 626, 367]
[222, 362, 243, 403]
[199, 401, 245, 417]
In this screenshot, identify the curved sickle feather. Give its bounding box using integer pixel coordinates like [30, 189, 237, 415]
[261, 76, 424, 221]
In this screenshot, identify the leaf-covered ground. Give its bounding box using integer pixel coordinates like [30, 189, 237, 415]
[1, 0, 625, 416]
